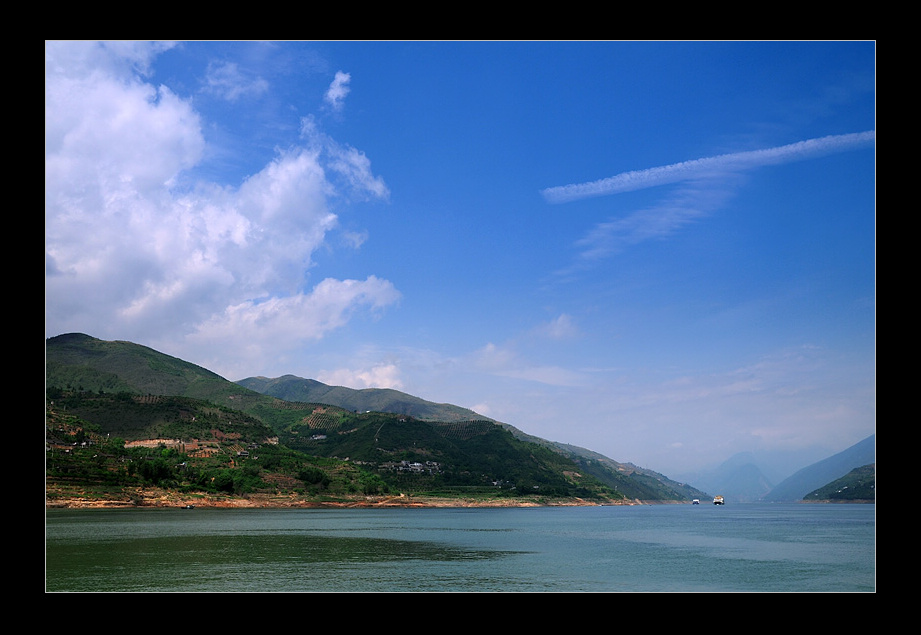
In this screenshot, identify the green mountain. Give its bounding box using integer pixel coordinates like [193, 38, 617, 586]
[46, 333, 704, 503]
[238, 377, 707, 501]
[803, 464, 875, 502]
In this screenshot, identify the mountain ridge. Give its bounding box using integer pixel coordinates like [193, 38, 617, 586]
[238, 373, 708, 501]
[46, 333, 706, 504]
[46, 333, 869, 505]
[237, 374, 488, 423]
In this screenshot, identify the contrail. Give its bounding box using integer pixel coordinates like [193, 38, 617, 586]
[541, 131, 876, 204]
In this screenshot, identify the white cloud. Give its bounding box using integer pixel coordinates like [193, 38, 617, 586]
[324, 71, 351, 111]
[44, 41, 175, 81]
[318, 363, 404, 390]
[45, 41, 396, 373]
[45, 63, 204, 196]
[327, 144, 390, 201]
[565, 180, 736, 269]
[544, 131, 876, 277]
[299, 115, 390, 202]
[533, 314, 579, 340]
[187, 276, 400, 346]
[342, 230, 369, 249]
[471, 342, 587, 387]
[471, 402, 492, 416]
[540, 131, 876, 204]
[202, 61, 269, 101]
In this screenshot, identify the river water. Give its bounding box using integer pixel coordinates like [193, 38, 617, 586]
[45, 503, 875, 592]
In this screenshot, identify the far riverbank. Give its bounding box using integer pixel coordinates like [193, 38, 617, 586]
[45, 483, 640, 510]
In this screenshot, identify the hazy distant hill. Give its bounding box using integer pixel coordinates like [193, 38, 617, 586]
[683, 452, 775, 503]
[761, 434, 876, 502]
[545, 442, 709, 502]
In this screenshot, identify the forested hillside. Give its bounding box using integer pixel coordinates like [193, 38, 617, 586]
[47, 334, 676, 505]
[241, 373, 709, 502]
[803, 464, 875, 502]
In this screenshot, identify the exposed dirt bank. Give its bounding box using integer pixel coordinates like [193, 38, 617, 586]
[46, 485, 639, 509]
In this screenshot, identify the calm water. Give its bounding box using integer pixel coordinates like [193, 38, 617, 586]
[45, 503, 875, 592]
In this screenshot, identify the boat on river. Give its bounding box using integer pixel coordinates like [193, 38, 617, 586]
[713, 495, 724, 505]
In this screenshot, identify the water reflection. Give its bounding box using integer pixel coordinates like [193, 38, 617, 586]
[47, 525, 519, 592]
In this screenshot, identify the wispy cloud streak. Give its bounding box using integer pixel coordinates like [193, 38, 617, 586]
[541, 131, 875, 204]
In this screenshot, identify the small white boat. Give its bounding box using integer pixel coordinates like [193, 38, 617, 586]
[692, 499, 700, 505]
[713, 495, 724, 505]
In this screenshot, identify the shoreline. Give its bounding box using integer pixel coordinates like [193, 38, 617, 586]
[46, 485, 641, 510]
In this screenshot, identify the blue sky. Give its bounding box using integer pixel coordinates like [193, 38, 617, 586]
[45, 41, 875, 478]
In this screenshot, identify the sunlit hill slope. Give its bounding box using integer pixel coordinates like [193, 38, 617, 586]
[46, 333, 706, 503]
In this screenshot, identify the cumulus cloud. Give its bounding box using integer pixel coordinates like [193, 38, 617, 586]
[186, 276, 400, 347]
[45, 42, 396, 373]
